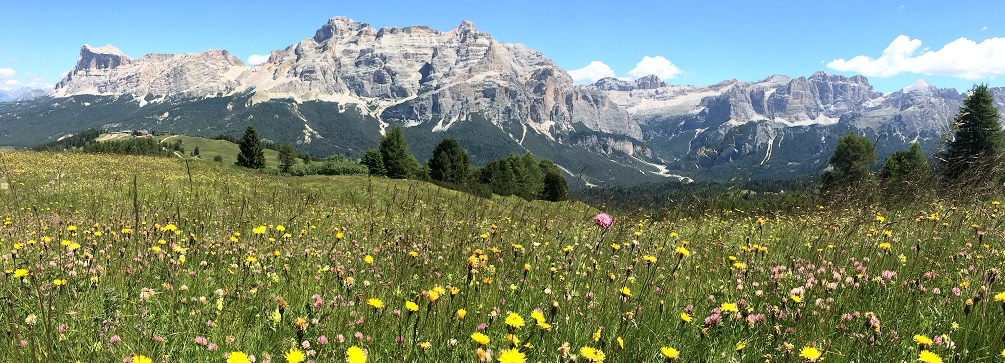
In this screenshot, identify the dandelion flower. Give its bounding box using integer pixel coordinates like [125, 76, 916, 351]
[791, 295, 802, 303]
[721, 302, 738, 313]
[346, 346, 366, 363]
[456, 309, 467, 320]
[675, 246, 690, 257]
[799, 346, 822, 361]
[471, 332, 490, 345]
[680, 312, 692, 323]
[918, 350, 943, 363]
[580, 346, 605, 362]
[735, 342, 746, 351]
[227, 351, 251, 363]
[498, 348, 526, 363]
[914, 334, 933, 346]
[620, 286, 632, 297]
[505, 313, 525, 329]
[428, 290, 440, 302]
[364, 255, 374, 264]
[994, 292, 1005, 302]
[13, 269, 28, 278]
[367, 298, 384, 309]
[405, 301, 419, 312]
[661, 346, 680, 359]
[132, 355, 153, 363]
[285, 348, 306, 363]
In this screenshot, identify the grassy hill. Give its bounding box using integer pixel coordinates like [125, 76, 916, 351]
[152, 134, 286, 169]
[0, 150, 1002, 362]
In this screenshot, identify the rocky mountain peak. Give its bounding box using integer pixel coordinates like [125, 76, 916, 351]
[634, 75, 667, 90]
[76, 44, 132, 72]
[902, 79, 937, 94]
[313, 16, 371, 43]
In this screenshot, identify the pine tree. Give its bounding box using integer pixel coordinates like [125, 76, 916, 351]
[428, 138, 470, 185]
[235, 125, 265, 169]
[278, 142, 296, 172]
[379, 126, 420, 179]
[937, 84, 1004, 180]
[540, 159, 568, 201]
[880, 143, 930, 182]
[822, 132, 876, 192]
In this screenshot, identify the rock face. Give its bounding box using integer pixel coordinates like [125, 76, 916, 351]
[588, 72, 1005, 180]
[50, 17, 640, 140]
[34, 16, 1005, 183]
[53, 44, 247, 99]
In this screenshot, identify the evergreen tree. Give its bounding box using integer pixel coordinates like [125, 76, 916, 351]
[193, 146, 200, 157]
[520, 152, 545, 200]
[937, 84, 1004, 180]
[822, 132, 877, 192]
[428, 138, 470, 185]
[540, 159, 568, 201]
[481, 159, 517, 196]
[235, 125, 266, 169]
[880, 143, 930, 182]
[360, 148, 386, 176]
[302, 152, 312, 164]
[379, 126, 420, 179]
[278, 142, 296, 172]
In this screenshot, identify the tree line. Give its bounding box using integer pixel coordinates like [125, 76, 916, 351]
[235, 124, 569, 201]
[822, 84, 1004, 204]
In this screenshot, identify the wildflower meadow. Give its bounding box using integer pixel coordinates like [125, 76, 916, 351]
[1, 151, 1004, 362]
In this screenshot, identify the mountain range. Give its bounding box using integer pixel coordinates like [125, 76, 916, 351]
[1, 16, 1003, 186]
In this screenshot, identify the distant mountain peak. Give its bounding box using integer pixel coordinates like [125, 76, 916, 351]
[902, 79, 936, 93]
[82, 44, 128, 57]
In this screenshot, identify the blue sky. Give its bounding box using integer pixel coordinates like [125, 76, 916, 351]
[1, 0, 1004, 93]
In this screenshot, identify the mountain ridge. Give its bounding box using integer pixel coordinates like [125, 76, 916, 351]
[3, 16, 1005, 186]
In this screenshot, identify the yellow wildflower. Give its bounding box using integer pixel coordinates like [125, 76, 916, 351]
[799, 346, 822, 361]
[661, 346, 680, 359]
[918, 350, 943, 363]
[471, 332, 490, 345]
[346, 346, 366, 363]
[505, 313, 525, 329]
[285, 348, 305, 363]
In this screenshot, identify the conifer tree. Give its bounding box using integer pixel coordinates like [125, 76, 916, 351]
[937, 84, 1004, 180]
[235, 125, 265, 169]
[379, 126, 420, 179]
[428, 138, 470, 185]
[278, 142, 296, 172]
[822, 132, 876, 192]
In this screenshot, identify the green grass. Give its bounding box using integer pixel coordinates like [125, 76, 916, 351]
[154, 134, 286, 169]
[0, 151, 1003, 363]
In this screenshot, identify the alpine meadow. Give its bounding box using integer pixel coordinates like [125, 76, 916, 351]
[4, 4, 1005, 363]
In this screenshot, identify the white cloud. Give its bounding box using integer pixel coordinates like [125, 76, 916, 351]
[567, 61, 616, 85]
[827, 35, 1005, 79]
[5, 79, 20, 86]
[247, 54, 269, 65]
[628, 56, 682, 80]
[0, 68, 15, 79]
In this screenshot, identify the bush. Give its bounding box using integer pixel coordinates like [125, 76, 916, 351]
[287, 159, 369, 176]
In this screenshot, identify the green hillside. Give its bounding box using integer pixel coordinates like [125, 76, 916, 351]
[151, 134, 286, 169]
